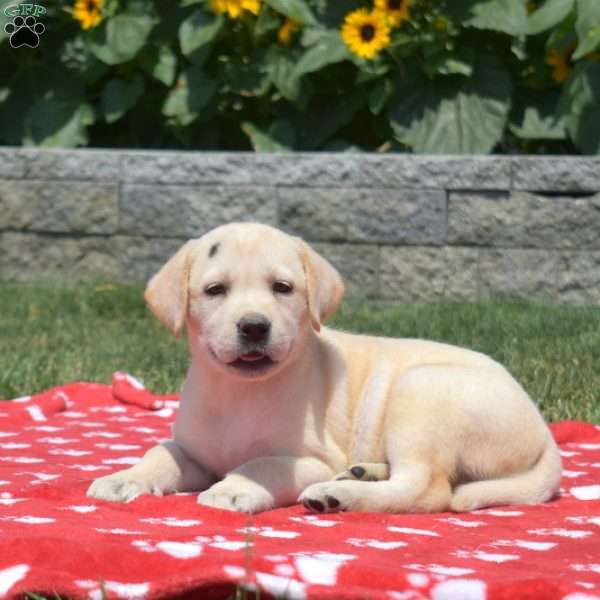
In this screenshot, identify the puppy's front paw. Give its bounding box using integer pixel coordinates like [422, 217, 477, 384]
[299, 481, 362, 513]
[197, 477, 274, 513]
[87, 472, 150, 503]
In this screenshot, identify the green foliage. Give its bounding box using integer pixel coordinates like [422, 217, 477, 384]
[559, 61, 600, 153]
[88, 14, 156, 65]
[389, 57, 512, 153]
[1, 0, 599, 153]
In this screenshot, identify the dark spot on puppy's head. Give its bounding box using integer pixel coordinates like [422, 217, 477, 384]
[208, 242, 220, 258]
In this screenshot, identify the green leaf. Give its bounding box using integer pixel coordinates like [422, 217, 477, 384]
[179, 10, 223, 57]
[265, 48, 301, 100]
[28, 96, 94, 147]
[59, 36, 109, 84]
[0, 73, 41, 145]
[263, 0, 316, 25]
[220, 58, 270, 96]
[388, 57, 512, 154]
[88, 14, 155, 65]
[509, 89, 566, 139]
[241, 120, 295, 151]
[355, 61, 390, 84]
[294, 29, 351, 78]
[424, 53, 474, 78]
[101, 78, 144, 123]
[573, 0, 600, 58]
[559, 61, 600, 153]
[140, 45, 177, 86]
[295, 90, 367, 149]
[368, 79, 394, 115]
[528, 0, 574, 34]
[162, 66, 217, 126]
[447, 0, 528, 35]
[255, 7, 281, 36]
[511, 35, 528, 61]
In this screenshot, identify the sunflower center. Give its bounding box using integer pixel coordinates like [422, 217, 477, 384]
[86, 0, 97, 12]
[388, 0, 403, 9]
[360, 24, 376, 42]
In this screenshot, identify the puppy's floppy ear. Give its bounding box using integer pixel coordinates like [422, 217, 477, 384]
[144, 240, 197, 337]
[298, 241, 345, 332]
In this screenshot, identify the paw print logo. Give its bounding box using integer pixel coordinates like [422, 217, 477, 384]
[5, 15, 45, 48]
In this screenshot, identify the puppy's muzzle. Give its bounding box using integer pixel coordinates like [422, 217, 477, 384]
[237, 313, 271, 346]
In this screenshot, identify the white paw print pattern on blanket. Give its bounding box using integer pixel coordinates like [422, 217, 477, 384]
[0, 374, 598, 599]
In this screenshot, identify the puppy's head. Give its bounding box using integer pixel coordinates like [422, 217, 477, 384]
[144, 223, 344, 380]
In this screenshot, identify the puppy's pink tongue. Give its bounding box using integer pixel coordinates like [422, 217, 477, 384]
[239, 352, 264, 362]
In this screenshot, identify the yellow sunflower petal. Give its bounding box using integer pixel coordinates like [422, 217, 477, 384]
[242, 0, 261, 16]
[210, 0, 260, 19]
[278, 18, 299, 46]
[72, 0, 103, 29]
[209, 0, 226, 14]
[546, 44, 575, 83]
[341, 9, 390, 59]
[374, 0, 410, 28]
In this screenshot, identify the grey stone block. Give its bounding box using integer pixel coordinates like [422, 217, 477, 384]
[0, 232, 119, 281]
[557, 251, 600, 305]
[379, 246, 479, 301]
[275, 155, 362, 188]
[512, 157, 600, 192]
[279, 188, 446, 244]
[121, 152, 361, 187]
[120, 152, 273, 186]
[449, 191, 600, 249]
[120, 185, 278, 237]
[313, 243, 380, 298]
[23, 149, 121, 181]
[357, 155, 511, 190]
[0, 180, 119, 234]
[121, 152, 511, 190]
[272, 154, 509, 190]
[479, 249, 557, 298]
[114, 236, 186, 283]
[0, 147, 26, 178]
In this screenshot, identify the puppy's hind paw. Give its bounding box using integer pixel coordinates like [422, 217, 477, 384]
[333, 462, 390, 482]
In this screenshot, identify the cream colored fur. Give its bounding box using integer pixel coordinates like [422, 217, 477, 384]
[87, 222, 562, 513]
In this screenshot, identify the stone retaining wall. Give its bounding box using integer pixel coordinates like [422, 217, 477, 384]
[1, 148, 599, 304]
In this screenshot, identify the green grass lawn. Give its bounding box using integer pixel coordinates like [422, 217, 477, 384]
[1, 281, 599, 423]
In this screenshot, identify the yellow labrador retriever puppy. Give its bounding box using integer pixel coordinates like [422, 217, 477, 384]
[87, 222, 561, 514]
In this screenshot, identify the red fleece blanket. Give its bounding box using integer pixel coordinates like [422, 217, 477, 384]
[0, 374, 599, 600]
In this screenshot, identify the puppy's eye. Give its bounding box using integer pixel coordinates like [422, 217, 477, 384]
[273, 280, 293, 294]
[205, 283, 227, 296]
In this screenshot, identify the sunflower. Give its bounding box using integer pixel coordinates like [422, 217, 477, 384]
[341, 9, 391, 60]
[72, 0, 103, 30]
[209, 0, 260, 19]
[278, 17, 299, 46]
[374, 0, 411, 28]
[546, 44, 575, 83]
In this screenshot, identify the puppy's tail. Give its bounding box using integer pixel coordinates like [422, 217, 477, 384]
[450, 435, 562, 512]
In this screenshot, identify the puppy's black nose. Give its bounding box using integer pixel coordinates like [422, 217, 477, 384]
[237, 313, 271, 344]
